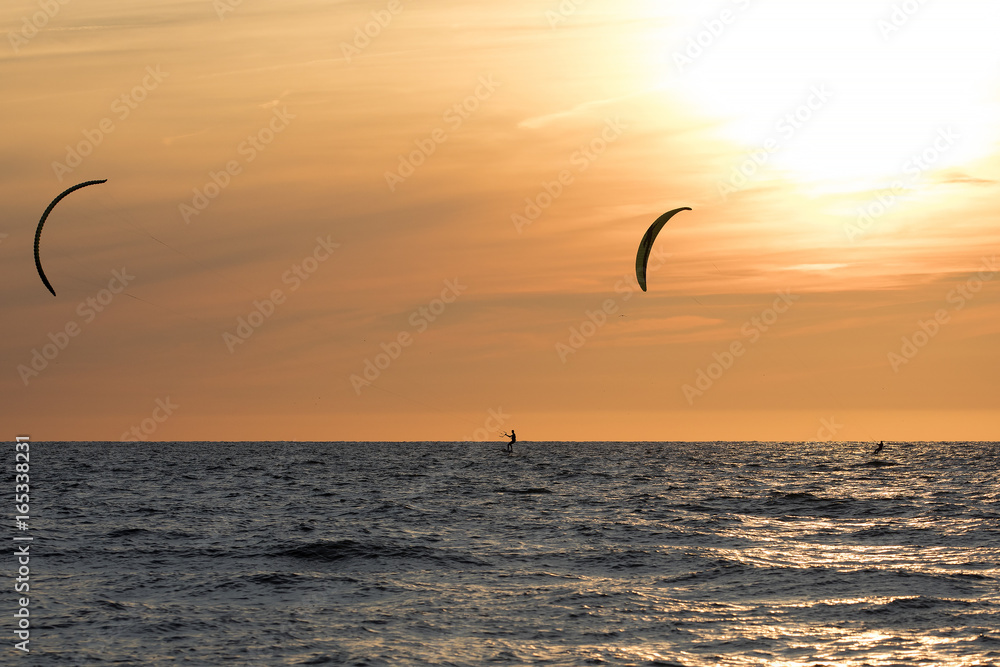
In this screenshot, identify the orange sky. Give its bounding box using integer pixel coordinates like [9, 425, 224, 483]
[2, 0, 998, 441]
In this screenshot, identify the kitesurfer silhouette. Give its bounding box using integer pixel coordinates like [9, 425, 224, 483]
[873, 441, 884, 456]
[502, 430, 516, 453]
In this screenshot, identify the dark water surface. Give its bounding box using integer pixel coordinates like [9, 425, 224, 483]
[25, 441, 1000, 665]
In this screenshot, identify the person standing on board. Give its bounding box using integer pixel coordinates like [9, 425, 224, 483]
[873, 441, 884, 456]
[502, 430, 516, 453]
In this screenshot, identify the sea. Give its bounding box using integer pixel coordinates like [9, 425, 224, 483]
[22, 440, 1000, 666]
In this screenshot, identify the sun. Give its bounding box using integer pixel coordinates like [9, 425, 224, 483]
[661, 0, 1000, 192]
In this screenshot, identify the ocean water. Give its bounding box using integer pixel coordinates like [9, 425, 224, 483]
[25, 441, 1000, 666]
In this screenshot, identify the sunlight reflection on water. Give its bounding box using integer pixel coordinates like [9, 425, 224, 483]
[30, 440, 1000, 665]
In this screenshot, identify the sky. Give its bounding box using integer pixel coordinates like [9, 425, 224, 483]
[2, 0, 998, 442]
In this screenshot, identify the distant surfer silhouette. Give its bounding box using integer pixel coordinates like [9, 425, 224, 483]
[502, 430, 516, 453]
[873, 441, 884, 456]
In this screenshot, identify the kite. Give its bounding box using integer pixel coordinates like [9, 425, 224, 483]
[34, 179, 107, 296]
[635, 207, 691, 292]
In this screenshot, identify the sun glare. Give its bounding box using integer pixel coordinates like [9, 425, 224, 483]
[663, 1, 1000, 191]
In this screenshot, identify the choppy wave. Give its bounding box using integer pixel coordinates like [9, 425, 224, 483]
[29, 440, 1000, 665]
[275, 539, 491, 567]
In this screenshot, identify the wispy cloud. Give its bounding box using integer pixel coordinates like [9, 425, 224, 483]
[517, 90, 653, 129]
[259, 90, 291, 110]
[935, 171, 997, 187]
[162, 129, 210, 146]
[783, 263, 848, 272]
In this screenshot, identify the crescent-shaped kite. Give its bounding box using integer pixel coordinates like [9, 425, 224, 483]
[34, 179, 107, 296]
[635, 207, 691, 292]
